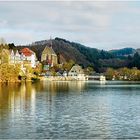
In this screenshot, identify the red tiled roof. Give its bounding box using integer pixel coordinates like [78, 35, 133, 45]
[20, 48, 34, 56]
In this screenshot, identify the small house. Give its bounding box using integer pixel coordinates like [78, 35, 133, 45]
[68, 64, 85, 80]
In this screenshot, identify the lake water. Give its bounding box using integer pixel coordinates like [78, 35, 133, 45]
[0, 81, 140, 139]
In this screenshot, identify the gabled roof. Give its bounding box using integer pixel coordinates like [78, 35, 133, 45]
[42, 46, 57, 56]
[10, 49, 20, 55]
[20, 48, 34, 56]
[70, 64, 84, 74]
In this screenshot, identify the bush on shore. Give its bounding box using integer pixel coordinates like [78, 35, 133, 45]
[105, 67, 140, 81]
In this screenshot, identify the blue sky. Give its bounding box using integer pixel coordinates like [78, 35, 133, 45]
[0, 1, 140, 50]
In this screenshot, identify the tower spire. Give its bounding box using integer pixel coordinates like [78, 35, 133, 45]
[50, 36, 52, 48]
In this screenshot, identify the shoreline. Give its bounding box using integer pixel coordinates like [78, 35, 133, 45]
[1, 76, 140, 84]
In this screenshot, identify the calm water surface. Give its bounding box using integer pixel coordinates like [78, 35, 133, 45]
[0, 81, 140, 139]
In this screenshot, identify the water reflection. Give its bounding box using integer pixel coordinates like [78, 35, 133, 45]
[0, 81, 140, 139]
[0, 81, 85, 120]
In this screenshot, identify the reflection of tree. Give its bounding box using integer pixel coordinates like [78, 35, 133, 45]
[68, 81, 85, 93]
[0, 83, 36, 119]
[0, 81, 85, 122]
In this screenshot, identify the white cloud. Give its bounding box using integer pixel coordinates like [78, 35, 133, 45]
[0, 19, 8, 27]
[0, 1, 140, 49]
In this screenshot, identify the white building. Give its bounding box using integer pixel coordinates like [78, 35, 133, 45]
[10, 50, 22, 64]
[9, 48, 37, 68]
[20, 48, 37, 68]
[68, 64, 86, 80]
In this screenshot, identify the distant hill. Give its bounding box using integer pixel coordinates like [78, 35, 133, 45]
[136, 49, 140, 54]
[18, 38, 91, 67]
[20, 37, 114, 70]
[109, 48, 136, 57]
[16, 37, 140, 72]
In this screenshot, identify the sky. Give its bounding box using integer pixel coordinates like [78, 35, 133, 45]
[0, 1, 140, 50]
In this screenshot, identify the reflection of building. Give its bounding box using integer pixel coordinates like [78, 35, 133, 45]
[68, 64, 86, 80]
[42, 81, 85, 93]
[68, 81, 85, 92]
[41, 46, 58, 66]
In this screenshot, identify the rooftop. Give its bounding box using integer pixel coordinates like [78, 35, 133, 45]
[20, 48, 34, 56]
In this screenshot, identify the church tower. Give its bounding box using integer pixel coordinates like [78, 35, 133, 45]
[41, 37, 58, 66]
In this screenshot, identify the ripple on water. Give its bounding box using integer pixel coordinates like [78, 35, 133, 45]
[0, 81, 140, 139]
